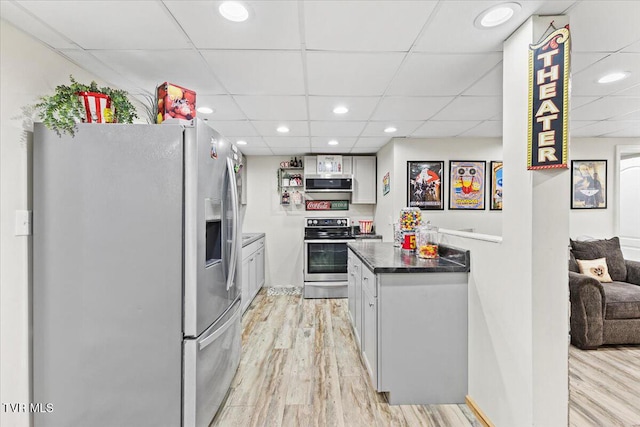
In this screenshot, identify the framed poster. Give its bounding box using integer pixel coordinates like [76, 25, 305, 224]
[407, 161, 444, 210]
[449, 161, 486, 210]
[490, 161, 503, 211]
[383, 172, 390, 196]
[571, 160, 607, 209]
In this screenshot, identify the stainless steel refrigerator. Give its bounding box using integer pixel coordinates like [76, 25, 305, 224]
[33, 119, 242, 427]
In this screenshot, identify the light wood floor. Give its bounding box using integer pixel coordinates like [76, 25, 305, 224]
[569, 344, 640, 427]
[211, 290, 480, 427]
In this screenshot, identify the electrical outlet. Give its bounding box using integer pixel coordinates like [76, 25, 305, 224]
[15, 210, 32, 236]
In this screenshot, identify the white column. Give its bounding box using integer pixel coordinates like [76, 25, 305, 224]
[503, 15, 570, 427]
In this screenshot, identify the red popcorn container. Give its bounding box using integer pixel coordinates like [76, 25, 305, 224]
[156, 82, 196, 124]
[401, 231, 416, 251]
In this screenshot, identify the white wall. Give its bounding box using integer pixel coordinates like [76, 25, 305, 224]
[242, 155, 374, 287]
[569, 138, 640, 239]
[375, 137, 502, 240]
[0, 20, 108, 427]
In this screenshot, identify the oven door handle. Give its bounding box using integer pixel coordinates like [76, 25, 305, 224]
[304, 239, 355, 244]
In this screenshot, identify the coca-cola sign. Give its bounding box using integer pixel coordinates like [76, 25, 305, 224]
[305, 200, 349, 211]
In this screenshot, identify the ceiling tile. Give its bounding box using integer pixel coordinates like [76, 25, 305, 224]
[388, 53, 502, 96]
[1, 1, 77, 49]
[270, 147, 307, 155]
[354, 137, 391, 148]
[608, 109, 640, 121]
[230, 137, 267, 148]
[308, 96, 380, 121]
[310, 146, 353, 154]
[306, 52, 405, 96]
[59, 50, 146, 94]
[90, 50, 226, 95]
[463, 63, 502, 96]
[431, 96, 501, 121]
[571, 120, 638, 137]
[459, 121, 502, 138]
[361, 121, 423, 137]
[350, 146, 380, 154]
[18, 0, 191, 49]
[165, 1, 300, 49]
[571, 96, 600, 110]
[304, 1, 436, 51]
[614, 84, 640, 97]
[194, 95, 247, 120]
[208, 121, 258, 137]
[309, 121, 366, 137]
[242, 147, 275, 156]
[572, 53, 640, 96]
[371, 96, 453, 121]
[201, 50, 305, 95]
[311, 137, 357, 148]
[263, 137, 311, 148]
[571, 96, 640, 121]
[622, 40, 640, 53]
[601, 127, 640, 137]
[572, 53, 611, 75]
[413, 1, 575, 53]
[233, 96, 308, 121]
[251, 121, 309, 137]
[569, 0, 640, 52]
[411, 121, 481, 137]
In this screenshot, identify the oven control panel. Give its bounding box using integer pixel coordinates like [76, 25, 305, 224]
[305, 217, 350, 228]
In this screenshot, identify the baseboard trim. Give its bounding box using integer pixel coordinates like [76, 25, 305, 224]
[466, 395, 495, 427]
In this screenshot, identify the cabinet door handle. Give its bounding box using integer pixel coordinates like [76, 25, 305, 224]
[369, 302, 374, 307]
[363, 276, 368, 281]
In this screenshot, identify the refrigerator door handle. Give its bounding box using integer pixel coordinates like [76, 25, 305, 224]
[226, 157, 239, 292]
[199, 300, 241, 350]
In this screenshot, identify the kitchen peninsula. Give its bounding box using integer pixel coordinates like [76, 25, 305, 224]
[347, 241, 470, 405]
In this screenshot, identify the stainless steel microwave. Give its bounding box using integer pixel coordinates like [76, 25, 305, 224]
[304, 174, 353, 192]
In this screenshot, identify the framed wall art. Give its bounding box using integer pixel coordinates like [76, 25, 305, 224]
[449, 160, 486, 210]
[407, 161, 444, 210]
[490, 161, 503, 211]
[571, 160, 607, 209]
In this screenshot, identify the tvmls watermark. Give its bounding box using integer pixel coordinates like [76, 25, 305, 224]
[2, 402, 54, 413]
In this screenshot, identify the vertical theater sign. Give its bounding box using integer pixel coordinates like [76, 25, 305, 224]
[528, 26, 570, 170]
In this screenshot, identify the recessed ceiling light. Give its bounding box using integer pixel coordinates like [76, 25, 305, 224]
[384, 127, 397, 133]
[328, 140, 339, 146]
[277, 126, 290, 133]
[597, 72, 630, 84]
[474, 2, 521, 28]
[197, 106, 214, 114]
[333, 106, 349, 114]
[219, 1, 249, 22]
[236, 140, 247, 145]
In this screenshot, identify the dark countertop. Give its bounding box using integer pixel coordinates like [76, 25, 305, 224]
[353, 233, 383, 240]
[347, 241, 470, 274]
[242, 233, 265, 247]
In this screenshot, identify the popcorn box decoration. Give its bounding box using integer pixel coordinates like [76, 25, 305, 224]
[156, 82, 196, 124]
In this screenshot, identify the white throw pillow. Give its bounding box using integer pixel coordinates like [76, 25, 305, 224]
[576, 257, 613, 283]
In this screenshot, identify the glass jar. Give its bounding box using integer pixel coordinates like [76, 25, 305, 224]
[417, 223, 439, 259]
[393, 223, 402, 247]
[399, 207, 421, 231]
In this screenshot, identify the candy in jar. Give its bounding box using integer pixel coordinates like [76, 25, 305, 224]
[416, 223, 439, 259]
[400, 207, 421, 230]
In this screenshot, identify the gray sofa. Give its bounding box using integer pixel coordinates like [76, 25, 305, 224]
[569, 237, 640, 349]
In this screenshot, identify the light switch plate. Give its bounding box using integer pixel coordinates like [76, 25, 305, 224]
[15, 210, 32, 236]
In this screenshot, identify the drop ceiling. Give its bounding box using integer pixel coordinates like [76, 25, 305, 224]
[1, 0, 639, 155]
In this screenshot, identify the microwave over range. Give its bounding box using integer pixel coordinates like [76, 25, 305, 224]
[304, 174, 353, 192]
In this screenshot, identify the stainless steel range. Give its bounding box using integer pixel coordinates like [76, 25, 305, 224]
[303, 217, 354, 299]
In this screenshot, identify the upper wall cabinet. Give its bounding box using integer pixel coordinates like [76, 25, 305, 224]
[352, 156, 376, 204]
[303, 155, 376, 204]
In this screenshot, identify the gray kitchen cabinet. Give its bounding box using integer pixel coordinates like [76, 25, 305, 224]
[303, 155, 353, 176]
[347, 250, 357, 326]
[362, 277, 378, 387]
[351, 156, 376, 204]
[347, 249, 362, 349]
[241, 236, 265, 314]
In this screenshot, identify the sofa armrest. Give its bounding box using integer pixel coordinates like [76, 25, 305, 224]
[569, 271, 605, 349]
[625, 260, 640, 286]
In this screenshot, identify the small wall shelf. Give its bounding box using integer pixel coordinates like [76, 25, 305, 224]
[278, 167, 305, 205]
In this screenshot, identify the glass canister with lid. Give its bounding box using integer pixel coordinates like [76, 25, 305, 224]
[417, 222, 440, 259]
